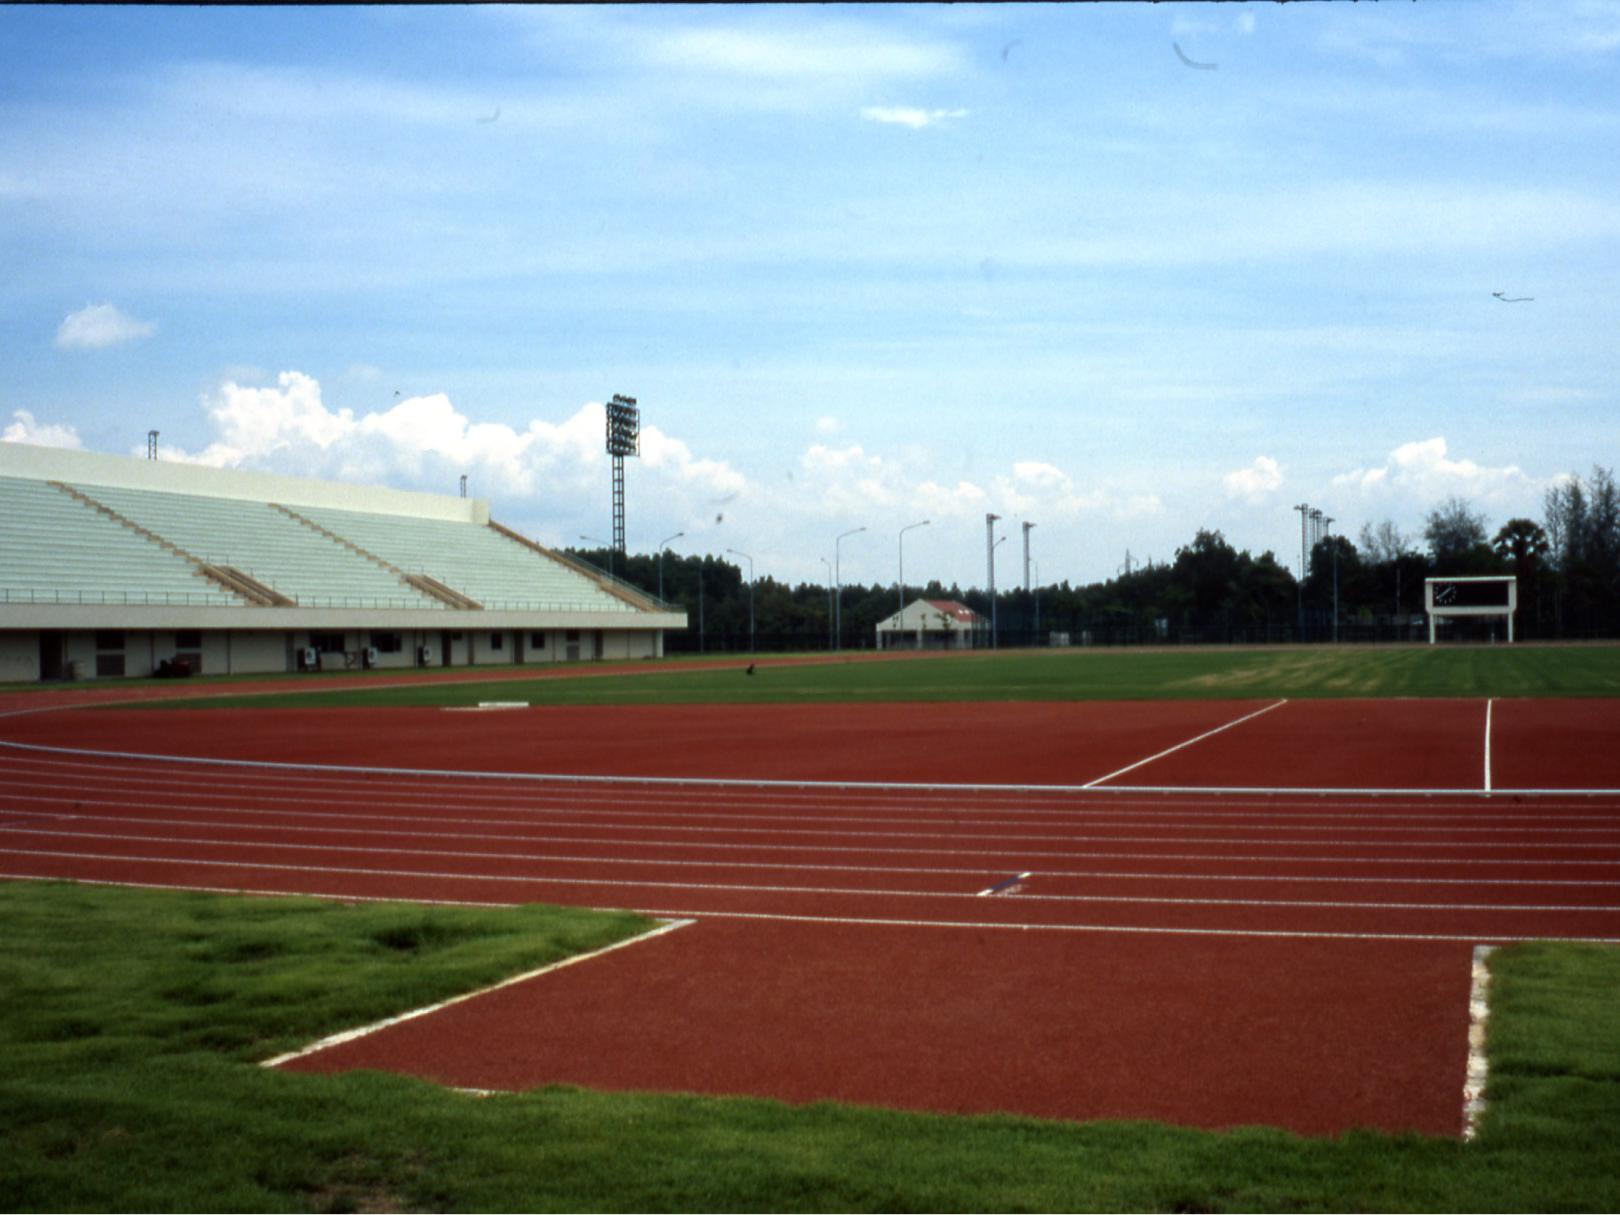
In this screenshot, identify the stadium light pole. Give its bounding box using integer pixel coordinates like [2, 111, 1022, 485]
[1033, 558, 1041, 643]
[985, 514, 1001, 649]
[727, 548, 755, 653]
[1293, 502, 1310, 641]
[820, 557, 833, 651]
[834, 526, 866, 651]
[657, 531, 684, 603]
[580, 534, 613, 579]
[1324, 516, 1339, 644]
[898, 519, 930, 625]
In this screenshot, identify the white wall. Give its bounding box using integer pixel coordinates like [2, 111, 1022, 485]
[0, 632, 36, 682]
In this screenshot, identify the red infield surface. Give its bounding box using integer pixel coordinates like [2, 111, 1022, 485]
[2, 687, 1617, 1138]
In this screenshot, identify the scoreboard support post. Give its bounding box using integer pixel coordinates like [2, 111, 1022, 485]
[1424, 576, 1517, 645]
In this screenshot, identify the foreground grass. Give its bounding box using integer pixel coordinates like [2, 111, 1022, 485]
[2, 883, 1618, 1212]
[161, 643, 1620, 710]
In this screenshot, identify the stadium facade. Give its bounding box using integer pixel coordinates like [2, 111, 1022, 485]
[0, 441, 686, 682]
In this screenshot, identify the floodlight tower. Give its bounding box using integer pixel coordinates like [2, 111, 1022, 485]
[1022, 521, 1035, 593]
[604, 393, 640, 554]
[986, 513, 1001, 649]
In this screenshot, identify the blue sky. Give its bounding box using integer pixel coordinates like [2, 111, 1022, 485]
[3, 3, 1617, 590]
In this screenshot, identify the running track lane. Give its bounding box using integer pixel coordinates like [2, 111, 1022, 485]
[2, 697, 1618, 1135]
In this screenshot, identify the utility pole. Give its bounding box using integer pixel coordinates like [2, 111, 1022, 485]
[1294, 502, 1311, 640]
[986, 513, 1000, 649]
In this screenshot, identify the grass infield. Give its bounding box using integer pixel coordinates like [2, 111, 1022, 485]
[1, 881, 1617, 1213]
[152, 643, 1620, 710]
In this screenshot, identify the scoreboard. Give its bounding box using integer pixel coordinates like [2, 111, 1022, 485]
[1424, 576, 1517, 642]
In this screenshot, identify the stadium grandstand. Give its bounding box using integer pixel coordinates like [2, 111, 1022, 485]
[0, 440, 685, 682]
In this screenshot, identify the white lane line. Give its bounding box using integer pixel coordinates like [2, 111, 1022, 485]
[977, 872, 1032, 897]
[260, 917, 694, 1069]
[5, 844, 1617, 913]
[4, 872, 1616, 945]
[1083, 700, 1290, 789]
[11, 816, 1620, 887]
[9, 814, 1620, 857]
[13, 732, 1614, 798]
[1463, 944, 1496, 1140]
[1484, 699, 1495, 794]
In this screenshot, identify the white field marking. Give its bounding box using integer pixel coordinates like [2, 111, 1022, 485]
[1082, 699, 1289, 788]
[440, 701, 530, 712]
[9, 813, 1620, 887]
[3, 869, 1615, 946]
[8, 776, 1619, 843]
[12, 823, 1620, 911]
[977, 872, 1032, 896]
[1462, 944, 1497, 1140]
[260, 917, 694, 1069]
[8, 764, 1618, 831]
[1484, 700, 1494, 794]
[8, 788, 1619, 854]
[10, 813, 1620, 888]
[16, 750, 1614, 822]
[614, 906, 1620, 945]
[5, 735, 1618, 799]
[5, 843, 1618, 914]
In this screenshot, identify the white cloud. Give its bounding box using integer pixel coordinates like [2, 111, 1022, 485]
[1222, 455, 1284, 502]
[54, 303, 157, 351]
[2, 409, 83, 450]
[814, 416, 843, 436]
[647, 24, 959, 80]
[1332, 437, 1530, 502]
[860, 106, 968, 129]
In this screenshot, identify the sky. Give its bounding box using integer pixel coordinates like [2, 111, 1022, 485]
[3, 3, 1617, 592]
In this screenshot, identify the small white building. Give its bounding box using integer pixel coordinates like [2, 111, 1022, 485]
[875, 598, 986, 651]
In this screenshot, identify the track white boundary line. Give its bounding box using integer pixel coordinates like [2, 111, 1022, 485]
[7, 843, 1618, 914]
[1082, 700, 1289, 788]
[260, 917, 694, 1069]
[5, 872, 1617, 944]
[12, 813, 1620, 885]
[1484, 699, 1494, 794]
[8, 734, 1618, 797]
[1463, 944, 1496, 1140]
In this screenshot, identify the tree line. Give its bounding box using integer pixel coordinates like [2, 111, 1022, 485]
[568, 467, 1620, 651]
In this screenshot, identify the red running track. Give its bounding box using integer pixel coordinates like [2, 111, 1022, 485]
[2, 695, 1617, 1137]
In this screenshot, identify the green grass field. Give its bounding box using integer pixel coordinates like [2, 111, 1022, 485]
[154, 643, 1620, 710]
[1, 881, 1617, 1213]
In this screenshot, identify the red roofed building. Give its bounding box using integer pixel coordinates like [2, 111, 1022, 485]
[875, 597, 987, 650]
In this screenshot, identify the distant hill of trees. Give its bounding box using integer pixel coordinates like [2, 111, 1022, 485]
[570, 466, 1620, 651]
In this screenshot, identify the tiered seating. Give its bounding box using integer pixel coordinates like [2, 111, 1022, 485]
[74, 484, 441, 610]
[297, 506, 634, 612]
[0, 477, 238, 605]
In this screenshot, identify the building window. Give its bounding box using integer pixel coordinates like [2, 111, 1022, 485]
[490, 632, 504, 651]
[175, 630, 201, 649]
[529, 631, 546, 648]
[371, 631, 403, 654]
[95, 654, 125, 677]
[565, 629, 580, 643]
[310, 632, 345, 654]
[95, 631, 124, 651]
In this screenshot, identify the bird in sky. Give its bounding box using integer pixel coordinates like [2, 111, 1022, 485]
[1493, 291, 1534, 302]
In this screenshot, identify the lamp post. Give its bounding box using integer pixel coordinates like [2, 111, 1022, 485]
[657, 531, 684, 603]
[1324, 516, 1339, 644]
[820, 557, 833, 651]
[727, 548, 755, 653]
[834, 526, 866, 651]
[991, 534, 1007, 648]
[985, 513, 1001, 649]
[580, 534, 612, 579]
[1033, 558, 1041, 644]
[897, 519, 930, 647]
